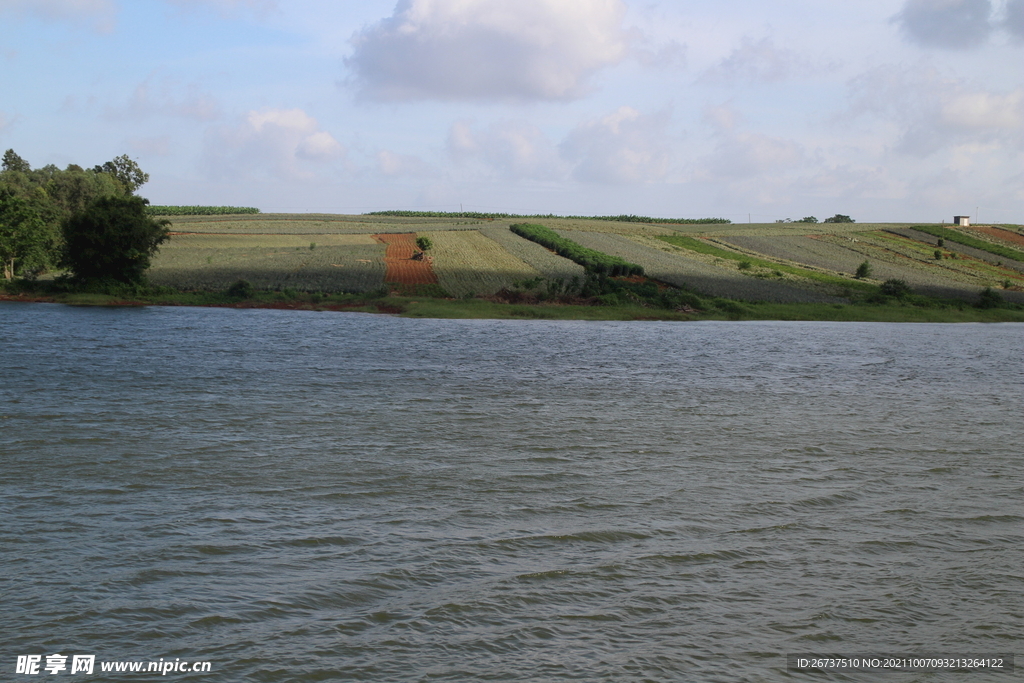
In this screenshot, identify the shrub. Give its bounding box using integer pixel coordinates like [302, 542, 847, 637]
[738, 260, 752, 270]
[937, 238, 944, 247]
[977, 287, 1003, 309]
[510, 223, 644, 276]
[934, 249, 943, 259]
[855, 261, 872, 279]
[226, 279, 255, 299]
[879, 278, 911, 298]
[415, 236, 433, 251]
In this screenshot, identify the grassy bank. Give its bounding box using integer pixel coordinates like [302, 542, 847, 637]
[3, 280, 1023, 323]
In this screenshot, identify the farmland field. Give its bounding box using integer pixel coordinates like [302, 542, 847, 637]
[557, 229, 843, 303]
[422, 230, 541, 297]
[149, 232, 386, 292]
[143, 213, 1023, 304]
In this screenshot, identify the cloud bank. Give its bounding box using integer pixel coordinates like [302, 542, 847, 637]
[347, 0, 630, 101]
[204, 108, 344, 179]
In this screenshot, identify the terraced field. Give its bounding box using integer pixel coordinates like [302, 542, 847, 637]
[161, 213, 487, 235]
[150, 232, 385, 291]
[422, 230, 541, 297]
[557, 230, 842, 303]
[147, 213, 1024, 304]
[479, 227, 586, 281]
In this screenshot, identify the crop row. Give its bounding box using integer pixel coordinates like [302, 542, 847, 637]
[908, 225, 1024, 263]
[422, 230, 541, 297]
[149, 239, 386, 292]
[562, 230, 841, 303]
[478, 227, 586, 281]
[148, 206, 261, 216]
[510, 223, 644, 276]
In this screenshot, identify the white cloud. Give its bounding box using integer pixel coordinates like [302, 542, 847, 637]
[0, 0, 116, 31]
[893, 0, 993, 49]
[204, 108, 344, 179]
[347, 0, 630, 101]
[699, 37, 816, 84]
[448, 120, 565, 180]
[561, 106, 671, 183]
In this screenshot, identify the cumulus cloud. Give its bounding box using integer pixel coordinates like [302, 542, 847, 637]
[699, 37, 815, 84]
[448, 120, 565, 180]
[0, 0, 116, 31]
[204, 108, 344, 179]
[347, 0, 630, 101]
[893, 0, 993, 49]
[561, 107, 671, 183]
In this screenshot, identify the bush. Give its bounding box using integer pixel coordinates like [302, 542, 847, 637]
[226, 279, 256, 299]
[879, 278, 911, 298]
[738, 260, 752, 270]
[855, 261, 872, 279]
[415, 236, 433, 251]
[61, 196, 170, 283]
[977, 287, 1003, 309]
[934, 249, 943, 259]
[510, 223, 644, 276]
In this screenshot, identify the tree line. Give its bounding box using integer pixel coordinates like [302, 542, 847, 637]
[0, 149, 168, 284]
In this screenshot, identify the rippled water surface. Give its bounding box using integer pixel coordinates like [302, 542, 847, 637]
[2, 303, 1022, 681]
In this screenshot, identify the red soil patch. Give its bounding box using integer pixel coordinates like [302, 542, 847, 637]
[373, 233, 438, 285]
[970, 225, 1024, 248]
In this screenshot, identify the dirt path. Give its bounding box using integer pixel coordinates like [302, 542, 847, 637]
[374, 233, 438, 285]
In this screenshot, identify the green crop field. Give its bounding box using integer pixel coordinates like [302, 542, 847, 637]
[422, 229, 542, 297]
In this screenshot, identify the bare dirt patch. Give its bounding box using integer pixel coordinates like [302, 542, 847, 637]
[970, 226, 1024, 248]
[374, 233, 438, 285]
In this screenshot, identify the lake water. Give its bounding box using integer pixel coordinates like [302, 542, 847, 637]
[1, 303, 1021, 681]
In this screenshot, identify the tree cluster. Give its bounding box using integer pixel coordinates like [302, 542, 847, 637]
[1, 149, 167, 283]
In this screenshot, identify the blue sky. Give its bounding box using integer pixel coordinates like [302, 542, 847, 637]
[1, 0, 1022, 222]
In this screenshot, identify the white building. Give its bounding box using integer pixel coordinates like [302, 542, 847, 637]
[953, 216, 970, 227]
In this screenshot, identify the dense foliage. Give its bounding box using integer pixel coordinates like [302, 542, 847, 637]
[510, 223, 644, 276]
[0, 149, 149, 279]
[61, 196, 170, 283]
[909, 225, 1024, 263]
[368, 210, 730, 224]
[823, 214, 855, 223]
[147, 206, 261, 216]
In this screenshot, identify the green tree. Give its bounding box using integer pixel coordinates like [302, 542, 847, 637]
[0, 192, 59, 279]
[2, 149, 31, 173]
[93, 154, 149, 195]
[855, 260, 872, 279]
[61, 196, 170, 283]
[823, 214, 855, 223]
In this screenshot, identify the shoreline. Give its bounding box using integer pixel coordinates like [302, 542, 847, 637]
[3, 290, 1023, 323]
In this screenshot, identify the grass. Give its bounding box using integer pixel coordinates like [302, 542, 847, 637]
[5, 279, 1022, 323]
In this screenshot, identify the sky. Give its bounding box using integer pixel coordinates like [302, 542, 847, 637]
[1, 0, 1022, 222]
